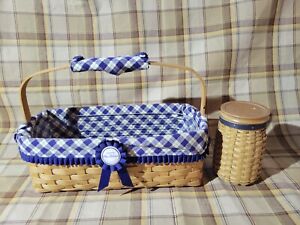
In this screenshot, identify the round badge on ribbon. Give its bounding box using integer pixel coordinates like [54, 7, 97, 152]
[95, 140, 133, 191]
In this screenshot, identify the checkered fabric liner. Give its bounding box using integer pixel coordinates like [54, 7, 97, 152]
[70, 52, 149, 75]
[15, 103, 208, 164]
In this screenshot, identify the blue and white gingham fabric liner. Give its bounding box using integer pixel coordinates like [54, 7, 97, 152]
[70, 52, 149, 75]
[15, 103, 208, 165]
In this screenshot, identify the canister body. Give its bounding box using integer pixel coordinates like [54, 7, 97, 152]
[213, 101, 270, 185]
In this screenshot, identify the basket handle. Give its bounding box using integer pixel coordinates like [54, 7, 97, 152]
[70, 52, 149, 75]
[20, 58, 206, 122]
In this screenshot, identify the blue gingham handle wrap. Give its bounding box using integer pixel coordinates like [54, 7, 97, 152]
[70, 52, 149, 75]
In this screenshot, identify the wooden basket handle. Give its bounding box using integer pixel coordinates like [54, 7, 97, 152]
[20, 61, 206, 122]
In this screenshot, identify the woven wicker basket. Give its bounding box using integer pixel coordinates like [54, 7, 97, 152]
[30, 162, 204, 192]
[17, 56, 208, 192]
[213, 101, 270, 185]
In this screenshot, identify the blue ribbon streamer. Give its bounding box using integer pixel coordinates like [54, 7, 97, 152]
[96, 140, 133, 191]
[118, 167, 133, 187]
[98, 169, 111, 191]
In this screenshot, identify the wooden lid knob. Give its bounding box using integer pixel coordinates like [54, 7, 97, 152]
[220, 101, 270, 125]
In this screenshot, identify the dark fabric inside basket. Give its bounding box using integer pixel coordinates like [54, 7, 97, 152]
[30, 110, 82, 138]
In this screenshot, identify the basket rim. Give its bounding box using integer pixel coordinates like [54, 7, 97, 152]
[15, 103, 209, 166]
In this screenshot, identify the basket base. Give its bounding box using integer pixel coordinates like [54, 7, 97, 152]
[29, 161, 204, 192]
[215, 172, 261, 186]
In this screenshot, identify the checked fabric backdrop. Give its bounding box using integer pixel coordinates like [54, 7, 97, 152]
[0, 1, 300, 225]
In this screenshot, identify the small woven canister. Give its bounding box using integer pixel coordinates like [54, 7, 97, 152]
[213, 101, 270, 185]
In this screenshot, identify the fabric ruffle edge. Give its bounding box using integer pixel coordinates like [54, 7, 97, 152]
[19, 151, 207, 166]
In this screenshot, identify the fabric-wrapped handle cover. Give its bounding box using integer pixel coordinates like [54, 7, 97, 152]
[70, 52, 149, 75]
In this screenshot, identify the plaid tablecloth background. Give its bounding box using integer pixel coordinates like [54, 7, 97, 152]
[0, 0, 299, 224]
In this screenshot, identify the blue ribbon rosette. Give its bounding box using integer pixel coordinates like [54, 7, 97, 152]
[95, 140, 133, 191]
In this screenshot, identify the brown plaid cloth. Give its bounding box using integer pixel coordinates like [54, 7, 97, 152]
[0, 0, 299, 224]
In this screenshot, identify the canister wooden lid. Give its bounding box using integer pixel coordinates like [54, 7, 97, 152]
[220, 101, 270, 125]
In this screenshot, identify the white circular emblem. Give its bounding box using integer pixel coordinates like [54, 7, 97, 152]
[101, 146, 121, 166]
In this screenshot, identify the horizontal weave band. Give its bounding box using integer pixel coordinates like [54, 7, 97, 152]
[219, 117, 267, 130]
